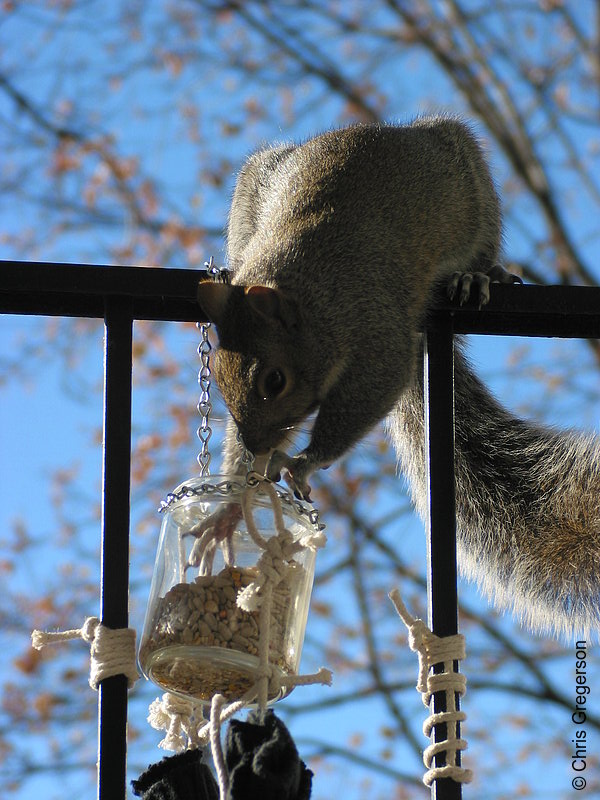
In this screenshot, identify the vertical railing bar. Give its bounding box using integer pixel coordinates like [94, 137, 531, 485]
[99, 296, 133, 800]
[424, 315, 461, 800]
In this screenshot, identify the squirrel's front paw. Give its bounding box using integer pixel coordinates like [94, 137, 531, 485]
[266, 450, 313, 501]
[448, 265, 522, 308]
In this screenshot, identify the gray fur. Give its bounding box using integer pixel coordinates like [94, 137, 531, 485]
[198, 117, 600, 638]
[389, 342, 600, 637]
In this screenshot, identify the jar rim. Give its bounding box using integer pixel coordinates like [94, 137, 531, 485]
[158, 473, 325, 533]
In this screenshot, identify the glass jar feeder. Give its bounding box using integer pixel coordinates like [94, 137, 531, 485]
[139, 475, 321, 705]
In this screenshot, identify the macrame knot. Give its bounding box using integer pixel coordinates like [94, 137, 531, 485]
[31, 616, 138, 690]
[148, 692, 207, 751]
[389, 589, 473, 787]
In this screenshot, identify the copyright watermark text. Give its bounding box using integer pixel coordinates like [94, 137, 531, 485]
[571, 640, 589, 791]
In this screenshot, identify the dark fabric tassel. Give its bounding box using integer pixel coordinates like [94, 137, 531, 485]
[132, 748, 219, 800]
[224, 709, 312, 800]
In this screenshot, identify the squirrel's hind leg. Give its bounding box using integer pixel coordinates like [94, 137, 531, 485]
[447, 263, 522, 308]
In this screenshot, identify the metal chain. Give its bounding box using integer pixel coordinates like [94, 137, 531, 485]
[196, 318, 212, 476]
[159, 478, 325, 531]
[196, 256, 230, 476]
[204, 254, 223, 282]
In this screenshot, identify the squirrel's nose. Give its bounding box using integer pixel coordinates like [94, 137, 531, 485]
[235, 427, 270, 457]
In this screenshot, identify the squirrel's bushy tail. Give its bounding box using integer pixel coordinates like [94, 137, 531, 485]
[388, 342, 600, 638]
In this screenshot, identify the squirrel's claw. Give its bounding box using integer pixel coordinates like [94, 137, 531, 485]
[486, 264, 523, 286]
[266, 449, 313, 501]
[448, 265, 522, 309]
[448, 270, 489, 307]
[184, 503, 242, 572]
[265, 449, 290, 482]
[188, 504, 243, 543]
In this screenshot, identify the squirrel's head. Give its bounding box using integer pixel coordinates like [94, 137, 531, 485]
[197, 280, 319, 455]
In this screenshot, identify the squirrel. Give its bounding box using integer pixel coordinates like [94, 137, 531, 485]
[197, 116, 600, 638]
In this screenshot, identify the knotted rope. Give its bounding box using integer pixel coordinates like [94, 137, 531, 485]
[147, 692, 208, 751]
[239, 480, 329, 709]
[389, 588, 472, 786]
[31, 616, 139, 690]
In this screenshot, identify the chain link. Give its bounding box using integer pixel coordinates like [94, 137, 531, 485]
[159, 477, 325, 531]
[196, 256, 231, 476]
[196, 318, 212, 476]
[203, 254, 225, 282]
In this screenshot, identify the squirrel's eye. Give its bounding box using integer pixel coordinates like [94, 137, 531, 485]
[259, 368, 287, 400]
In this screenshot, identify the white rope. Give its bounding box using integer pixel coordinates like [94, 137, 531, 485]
[210, 694, 229, 800]
[237, 479, 330, 705]
[151, 661, 333, 755]
[181, 665, 332, 800]
[31, 616, 139, 690]
[237, 482, 308, 613]
[389, 589, 472, 787]
[148, 692, 208, 751]
[279, 666, 333, 689]
[256, 582, 273, 711]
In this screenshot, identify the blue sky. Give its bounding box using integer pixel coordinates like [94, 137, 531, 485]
[1, 3, 600, 798]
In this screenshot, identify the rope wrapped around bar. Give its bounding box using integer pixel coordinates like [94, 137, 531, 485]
[31, 616, 139, 690]
[389, 589, 472, 786]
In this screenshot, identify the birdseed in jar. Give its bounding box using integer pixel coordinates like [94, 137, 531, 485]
[139, 564, 301, 702]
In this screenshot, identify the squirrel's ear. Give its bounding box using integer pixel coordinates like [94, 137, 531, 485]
[245, 285, 298, 330]
[197, 281, 235, 326]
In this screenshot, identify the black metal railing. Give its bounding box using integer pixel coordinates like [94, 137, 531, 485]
[2, 260, 599, 800]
